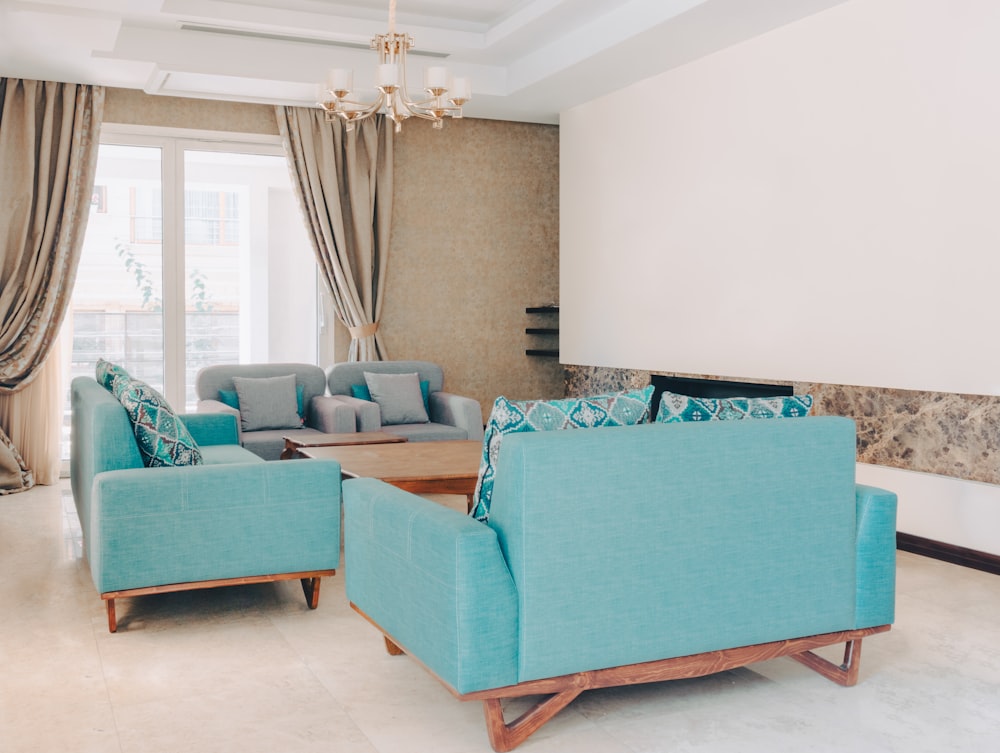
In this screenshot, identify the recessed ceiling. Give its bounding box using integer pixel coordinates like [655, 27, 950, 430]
[0, 0, 850, 124]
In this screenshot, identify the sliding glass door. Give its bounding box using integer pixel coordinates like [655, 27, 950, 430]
[64, 129, 318, 458]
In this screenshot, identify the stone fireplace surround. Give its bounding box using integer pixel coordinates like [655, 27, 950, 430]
[564, 364, 1000, 488]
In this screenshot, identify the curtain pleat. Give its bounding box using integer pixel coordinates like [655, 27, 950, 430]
[0, 78, 105, 489]
[275, 107, 393, 361]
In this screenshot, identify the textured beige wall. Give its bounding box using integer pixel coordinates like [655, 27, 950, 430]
[104, 88, 278, 134]
[101, 91, 562, 419]
[381, 117, 562, 419]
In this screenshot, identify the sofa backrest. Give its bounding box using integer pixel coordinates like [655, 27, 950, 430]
[486, 416, 860, 684]
[327, 360, 445, 396]
[195, 363, 328, 406]
[70, 376, 144, 548]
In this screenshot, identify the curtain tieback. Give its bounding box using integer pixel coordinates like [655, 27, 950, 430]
[348, 321, 379, 339]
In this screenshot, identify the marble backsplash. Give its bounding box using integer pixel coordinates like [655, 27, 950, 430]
[565, 364, 1000, 486]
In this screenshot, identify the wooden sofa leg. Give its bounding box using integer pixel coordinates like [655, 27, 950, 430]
[384, 636, 404, 656]
[482, 690, 583, 752]
[105, 598, 117, 633]
[790, 638, 863, 686]
[300, 577, 323, 609]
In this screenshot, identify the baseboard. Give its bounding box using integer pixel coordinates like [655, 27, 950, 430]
[897, 533, 1000, 576]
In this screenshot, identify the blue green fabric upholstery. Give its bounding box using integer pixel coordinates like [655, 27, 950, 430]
[343, 416, 897, 696]
[470, 386, 654, 522]
[70, 376, 343, 599]
[111, 375, 203, 467]
[656, 390, 814, 423]
[344, 479, 519, 694]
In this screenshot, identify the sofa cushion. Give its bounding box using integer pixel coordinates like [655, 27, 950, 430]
[655, 391, 814, 423]
[363, 371, 430, 425]
[351, 380, 430, 413]
[470, 386, 654, 522]
[219, 383, 306, 420]
[95, 358, 130, 391]
[231, 374, 303, 431]
[112, 376, 203, 467]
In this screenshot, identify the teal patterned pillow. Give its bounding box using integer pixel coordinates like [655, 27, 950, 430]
[655, 390, 814, 423]
[114, 376, 203, 467]
[470, 386, 654, 522]
[95, 358, 130, 391]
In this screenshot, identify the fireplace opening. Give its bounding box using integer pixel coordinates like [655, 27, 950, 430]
[649, 375, 793, 421]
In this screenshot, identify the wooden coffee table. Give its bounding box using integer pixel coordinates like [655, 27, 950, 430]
[298, 439, 482, 511]
[280, 431, 407, 460]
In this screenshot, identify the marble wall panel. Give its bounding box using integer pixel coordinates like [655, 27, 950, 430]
[565, 364, 1000, 485]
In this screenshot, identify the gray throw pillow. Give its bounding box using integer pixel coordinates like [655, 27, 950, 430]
[232, 374, 302, 431]
[364, 371, 430, 425]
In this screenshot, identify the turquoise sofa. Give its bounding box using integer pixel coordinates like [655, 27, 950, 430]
[343, 416, 897, 751]
[70, 376, 343, 632]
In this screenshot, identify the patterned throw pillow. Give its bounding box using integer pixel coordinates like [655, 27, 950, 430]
[113, 376, 203, 467]
[470, 386, 654, 522]
[655, 390, 814, 423]
[95, 359, 130, 391]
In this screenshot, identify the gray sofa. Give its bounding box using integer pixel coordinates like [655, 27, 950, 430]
[195, 363, 355, 460]
[326, 360, 484, 442]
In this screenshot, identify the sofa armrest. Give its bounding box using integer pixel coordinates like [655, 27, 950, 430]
[179, 411, 239, 446]
[308, 395, 357, 433]
[343, 478, 518, 694]
[428, 392, 484, 441]
[854, 484, 898, 628]
[89, 459, 343, 595]
[196, 399, 243, 444]
[331, 394, 382, 432]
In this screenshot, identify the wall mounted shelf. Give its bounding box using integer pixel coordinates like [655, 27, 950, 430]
[526, 305, 559, 358]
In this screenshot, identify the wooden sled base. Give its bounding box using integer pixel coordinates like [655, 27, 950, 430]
[102, 569, 335, 632]
[353, 605, 889, 753]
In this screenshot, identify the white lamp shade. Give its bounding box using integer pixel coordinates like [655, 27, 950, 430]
[327, 68, 353, 92]
[424, 66, 449, 90]
[377, 63, 399, 87]
[451, 77, 471, 100]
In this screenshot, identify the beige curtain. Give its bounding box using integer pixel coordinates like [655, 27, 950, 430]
[0, 79, 105, 488]
[276, 107, 393, 361]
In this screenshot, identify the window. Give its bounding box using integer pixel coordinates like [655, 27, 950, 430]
[63, 128, 321, 459]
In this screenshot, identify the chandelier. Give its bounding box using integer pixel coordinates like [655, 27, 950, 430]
[319, 0, 471, 132]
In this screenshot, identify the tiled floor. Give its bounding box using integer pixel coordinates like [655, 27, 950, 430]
[2, 481, 999, 753]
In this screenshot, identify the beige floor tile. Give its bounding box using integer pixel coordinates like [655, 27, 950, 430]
[3, 481, 1000, 752]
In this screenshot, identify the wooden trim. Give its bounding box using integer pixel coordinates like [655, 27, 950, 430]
[102, 569, 336, 632]
[350, 603, 889, 751]
[897, 532, 1000, 576]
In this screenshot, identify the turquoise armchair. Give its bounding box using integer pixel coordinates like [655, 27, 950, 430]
[71, 376, 343, 631]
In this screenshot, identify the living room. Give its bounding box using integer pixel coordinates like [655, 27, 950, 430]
[2, 0, 1000, 751]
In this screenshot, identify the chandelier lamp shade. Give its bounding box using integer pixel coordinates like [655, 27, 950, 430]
[319, 0, 471, 132]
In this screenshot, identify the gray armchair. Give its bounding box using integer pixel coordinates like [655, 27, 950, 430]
[195, 363, 355, 460]
[326, 360, 484, 442]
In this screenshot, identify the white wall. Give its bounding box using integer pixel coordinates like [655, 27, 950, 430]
[857, 464, 1000, 554]
[561, 0, 1000, 397]
[560, 0, 1000, 555]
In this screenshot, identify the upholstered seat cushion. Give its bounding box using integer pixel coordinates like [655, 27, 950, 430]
[470, 386, 654, 522]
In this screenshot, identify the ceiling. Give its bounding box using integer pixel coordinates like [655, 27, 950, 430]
[0, 0, 850, 124]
